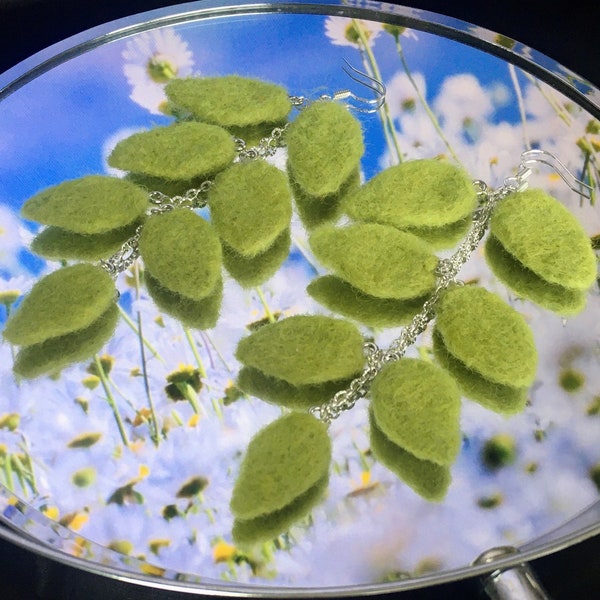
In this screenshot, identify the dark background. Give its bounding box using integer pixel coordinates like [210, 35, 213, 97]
[0, 0, 599, 598]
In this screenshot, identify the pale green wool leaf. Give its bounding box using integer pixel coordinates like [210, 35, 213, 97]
[369, 411, 451, 502]
[434, 285, 538, 387]
[139, 209, 222, 301]
[344, 159, 477, 228]
[370, 359, 462, 466]
[405, 216, 472, 250]
[489, 189, 597, 291]
[286, 100, 364, 197]
[307, 275, 425, 327]
[145, 272, 222, 330]
[432, 330, 528, 414]
[484, 235, 587, 316]
[107, 121, 236, 180]
[235, 314, 365, 386]
[3, 264, 116, 347]
[208, 161, 292, 257]
[165, 75, 292, 128]
[13, 304, 119, 379]
[309, 223, 438, 299]
[230, 412, 331, 520]
[21, 175, 148, 234]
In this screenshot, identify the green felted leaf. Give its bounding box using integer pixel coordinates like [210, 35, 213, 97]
[432, 330, 528, 414]
[30, 221, 142, 261]
[237, 366, 353, 410]
[126, 172, 212, 198]
[286, 100, 364, 197]
[227, 122, 287, 148]
[21, 175, 148, 234]
[489, 188, 597, 291]
[235, 314, 365, 386]
[165, 76, 292, 128]
[291, 167, 360, 231]
[309, 223, 438, 299]
[405, 216, 472, 250]
[232, 474, 328, 546]
[145, 272, 222, 330]
[3, 264, 117, 347]
[369, 410, 451, 502]
[221, 229, 290, 288]
[344, 159, 477, 229]
[433, 285, 538, 387]
[138, 208, 222, 301]
[370, 358, 462, 466]
[107, 122, 236, 180]
[230, 412, 331, 520]
[484, 235, 587, 315]
[307, 275, 425, 328]
[208, 160, 292, 257]
[13, 303, 119, 379]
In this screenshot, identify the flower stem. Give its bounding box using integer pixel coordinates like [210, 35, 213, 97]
[184, 328, 208, 380]
[254, 287, 276, 323]
[508, 64, 530, 150]
[94, 354, 129, 448]
[118, 306, 164, 364]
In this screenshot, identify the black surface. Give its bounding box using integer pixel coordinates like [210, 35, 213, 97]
[0, 1, 599, 598]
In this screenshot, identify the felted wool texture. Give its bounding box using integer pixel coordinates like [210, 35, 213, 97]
[30, 221, 142, 261]
[433, 285, 538, 387]
[432, 330, 528, 414]
[165, 76, 292, 128]
[489, 188, 597, 291]
[309, 223, 438, 299]
[307, 275, 426, 328]
[286, 100, 364, 198]
[368, 410, 451, 502]
[221, 229, 290, 288]
[138, 209, 222, 301]
[145, 272, 222, 330]
[484, 235, 587, 316]
[237, 366, 353, 410]
[232, 475, 329, 547]
[229, 412, 331, 520]
[235, 314, 366, 386]
[21, 175, 148, 235]
[13, 303, 119, 379]
[291, 167, 361, 231]
[126, 172, 210, 199]
[208, 160, 292, 257]
[405, 216, 472, 251]
[344, 159, 478, 229]
[3, 263, 116, 347]
[370, 358, 462, 466]
[107, 121, 236, 181]
[227, 122, 288, 148]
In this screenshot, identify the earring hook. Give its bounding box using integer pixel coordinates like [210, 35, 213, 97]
[326, 59, 386, 113]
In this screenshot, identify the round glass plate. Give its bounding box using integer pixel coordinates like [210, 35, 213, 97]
[0, 0, 599, 596]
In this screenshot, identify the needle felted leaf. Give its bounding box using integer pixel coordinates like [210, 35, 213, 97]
[433, 285, 538, 387]
[232, 474, 328, 546]
[432, 330, 528, 414]
[406, 216, 472, 251]
[370, 358, 462, 466]
[286, 100, 364, 198]
[484, 235, 587, 316]
[208, 160, 292, 257]
[138, 208, 222, 301]
[235, 314, 366, 386]
[13, 303, 119, 379]
[369, 410, 451, 502]
[145, 272, 222, 330]
[165, 75, 292, 128]
[307, 275, 425, 328]
[309, 223, 438, 299]
[221, 229, 290, 288]
[344, 159, 477, 229]
[237, 366, 353, 410]
[230, 412, 331, 520]
[21, 175, 149, 234]
[489, 188, 597, 291]
[3, 264, 117, 347]
[30, 221, 142, 261]
[107, 122, 236, 180]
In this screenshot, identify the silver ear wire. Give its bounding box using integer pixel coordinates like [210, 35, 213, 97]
[330, 59, 386, 113]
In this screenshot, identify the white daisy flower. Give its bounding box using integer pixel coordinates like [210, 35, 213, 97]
[122, 27, 195, 114]
[324, 17, 383, 48]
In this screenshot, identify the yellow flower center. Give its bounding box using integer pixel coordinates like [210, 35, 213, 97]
[147, 54, 178, 83]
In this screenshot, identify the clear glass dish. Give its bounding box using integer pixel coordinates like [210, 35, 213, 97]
[0, 0, 599, 596]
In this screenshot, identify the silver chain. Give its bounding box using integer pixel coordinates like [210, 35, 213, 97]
[234, 124, 288, 161]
